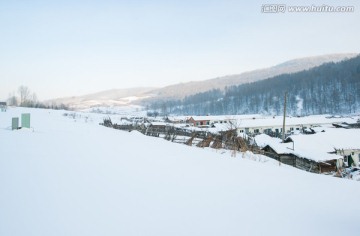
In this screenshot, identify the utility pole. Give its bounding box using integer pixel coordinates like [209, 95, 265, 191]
[282, 92, 287, 142]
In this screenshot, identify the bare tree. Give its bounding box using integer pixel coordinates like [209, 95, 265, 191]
[18, 85, 31, 106]
[226, 117, 240, 131]
[224, 117, 247, 157]
[7, 92, 18, 106]
[29, 92, 38, 107]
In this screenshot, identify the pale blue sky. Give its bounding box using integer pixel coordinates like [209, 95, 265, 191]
[1, 0, 359, 100]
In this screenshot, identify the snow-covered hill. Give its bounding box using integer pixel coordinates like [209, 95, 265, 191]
[144, 53, 358, 100]
[46, 87, 155, 110]
[47, 53, 358, 109]
[1, 108, 359, 236]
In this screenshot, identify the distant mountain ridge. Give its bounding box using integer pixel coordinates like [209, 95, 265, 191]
[144, 53, 358, 100]
[47, 87, 155, 110]
[160, 55, 360, 116]
[48, 53, 358, 109]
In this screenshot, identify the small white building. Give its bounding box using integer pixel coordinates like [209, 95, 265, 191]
[235, 115, 338, 136]
[237, 124, 316, 136]
[336, 149, 360, 167]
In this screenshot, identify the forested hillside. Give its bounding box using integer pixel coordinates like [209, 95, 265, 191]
[149, 55, 360, 116]
[143, 53, 358, 100]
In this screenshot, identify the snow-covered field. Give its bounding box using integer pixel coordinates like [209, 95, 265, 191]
[1, 108, 359, 236]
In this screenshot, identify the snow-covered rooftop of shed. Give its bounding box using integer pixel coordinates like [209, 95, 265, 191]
[255, 127, 360, 162]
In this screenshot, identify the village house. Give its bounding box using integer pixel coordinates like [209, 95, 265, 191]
[235, 115, 341, 137]
[236, 123, 324, 139]
[238, 124, 305, 136]
[185, 116, 235, 128]
[186, 116, 211, 127]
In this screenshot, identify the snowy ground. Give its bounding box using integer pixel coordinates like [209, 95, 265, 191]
[1, 108, 359, 236]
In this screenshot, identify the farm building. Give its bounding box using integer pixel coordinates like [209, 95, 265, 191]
[261, 144, 328, 173]
[255, 127, 360, 173]
[235, 115, 337, 137]
[164, 115, 356, 137]
[237, 124, 306, 136]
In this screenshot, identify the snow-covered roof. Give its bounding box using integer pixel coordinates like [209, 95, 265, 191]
[150, 122, 168, 126]
[170, 114, 359, 129]
[255, 134, 293, 154]
[188, 115, 237, 121]
[255, 127, 360, 162]
[237, 115, 358, 128]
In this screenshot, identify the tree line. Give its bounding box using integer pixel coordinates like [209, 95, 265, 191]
[7, 86, 69, 110]
[148, 55, 360, 116]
